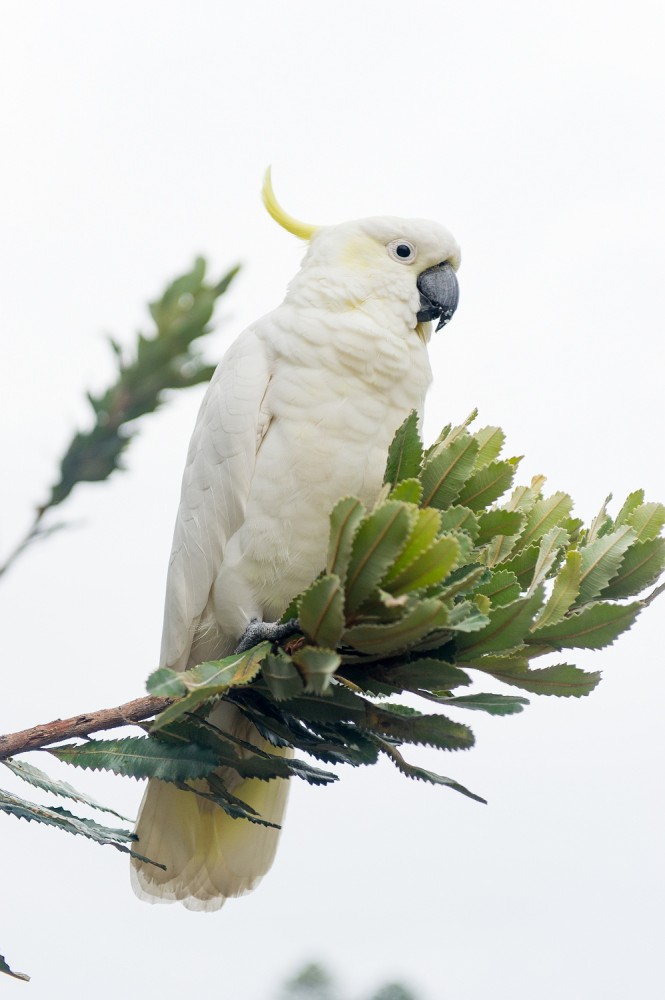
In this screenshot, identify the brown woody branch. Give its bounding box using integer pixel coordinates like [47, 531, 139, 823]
[0, 695, 173, 760]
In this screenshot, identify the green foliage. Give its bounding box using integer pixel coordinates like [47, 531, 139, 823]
[0, 953, 29, 983]
[280, 963, 337, 1000]
[0, 743, 169, 973]
[2, 758, 130, 821]
[48, 736, 221, 783]
[46, 258, 238, 509]
[0, 258, 243, 979]
[371, 987, 419, 1000]
[124, 411, 664, 809]
[384, 409, 423, 485]
[2, 406, 663, 982]
[277, 962, 420, 1000]
[0, 788, 148, 863]
[0, 258, 238, 579]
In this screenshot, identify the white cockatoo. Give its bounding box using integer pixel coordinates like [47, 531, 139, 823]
[131, 171, 461, 909]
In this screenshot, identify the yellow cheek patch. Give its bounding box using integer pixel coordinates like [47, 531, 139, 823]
[339, 235, 380, 270]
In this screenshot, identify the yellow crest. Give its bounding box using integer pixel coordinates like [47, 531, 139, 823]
[262, 167, 318, 240]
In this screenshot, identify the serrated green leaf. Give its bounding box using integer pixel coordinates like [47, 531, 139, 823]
[170, 713, 336, 786]
[386, 535, 460, 596]
[150, 689, 214, 730]
[279, 684, 370, 726]
[506, 476, 548, 513]
[0, 953, 29, 982]
[373, 738, 486, 802]
[357, 587, 411, 621]
[383, 507, 440, 582]
[475, 570, 521, 607]
[516, 492, 573, 551]
[299, 574, 345, 648]
[146, 667, 187, 697]
[420, 433, 480, 508]
[291, 647, 341, 694]
[586, 494, 614, 544]
[468, 655, 601, 696]
[0, 789, 147, 861]
[501, 544, 541, 589]
[149, 646, 269, 730]
[344, 598, 449, 653]
[365, 704, 474, 751]
[528, 601, 642, 651]
[389, 478, 423, 503]
[624, 501, 665, 542]
[456, 588, 545, 657]
[279, 591, 302, 624]
[456, 459, 518, 510]
[445, 600, 491, 633]
[345, 502, 412, 612]
[534, 550, 582, 628]
[484, 526, 521, 567]
[447, 528, 475, 567]
[50, 736, 219, 782]
[2, 759, 130, 821]
[575, 525, 637, 605]
[326, 496, 366, 581]
[564, 516, 584, 543]
[438, 692, 529, 715]
[180, 643, 269, 692]
[426, 410, 478, 457]
[474, 593, 492, 615]
[44, 259, 236, 513]
[360, 658, 472, 694]
[472, 425, 505, 468]
[437, 565, 488, 602]
[476, 510, 523, 547]
[527, 526, 569, 595]
[614, 489, 645, 527]
[438, 504, 479, 540]
[261, 650, 305, 700]
[600, 537, 665, 599]
[424, 422, 452, 457]
[383, 410, 423, 485]
[186, 776, 279, 827]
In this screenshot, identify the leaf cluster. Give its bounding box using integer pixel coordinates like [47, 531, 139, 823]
[45, 258, 238, 509]
[2, 413, 663, 987]
[0, 758, 153, 862]
[5, 412, 663, 838]
[0, 258, 240, 978]
[114, 411, 662, 809]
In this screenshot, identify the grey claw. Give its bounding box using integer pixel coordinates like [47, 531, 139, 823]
[235, 617, 301, 654]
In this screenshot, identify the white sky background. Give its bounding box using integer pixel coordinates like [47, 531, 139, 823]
[1, 1, 664, 997]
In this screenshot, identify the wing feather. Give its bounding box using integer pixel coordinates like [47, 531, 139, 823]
[160, 327, 271, 669]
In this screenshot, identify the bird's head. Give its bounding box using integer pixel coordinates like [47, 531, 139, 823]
[262, 168, 461, 337]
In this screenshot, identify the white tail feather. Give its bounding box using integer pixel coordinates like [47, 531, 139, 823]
[131, 705, 291, 910]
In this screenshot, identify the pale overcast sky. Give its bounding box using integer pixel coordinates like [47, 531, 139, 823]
[1, 2, 664, 998]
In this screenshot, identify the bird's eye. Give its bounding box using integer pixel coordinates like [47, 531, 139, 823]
[387, 239, 417, 264]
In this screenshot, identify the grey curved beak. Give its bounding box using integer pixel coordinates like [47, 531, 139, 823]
[416, 262, 459, 331]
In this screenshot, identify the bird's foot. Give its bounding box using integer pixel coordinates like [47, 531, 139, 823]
[235, 617, 301, 654]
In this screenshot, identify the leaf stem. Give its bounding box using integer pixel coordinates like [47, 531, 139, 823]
[644, 580, 665, 607]
[0, 509, 49, 579]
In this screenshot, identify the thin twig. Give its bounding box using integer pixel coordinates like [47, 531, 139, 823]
[0, 695, 173, 759]
[0, 510, 49, 579]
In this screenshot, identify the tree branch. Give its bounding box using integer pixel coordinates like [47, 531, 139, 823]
[0, 695, 173, 760]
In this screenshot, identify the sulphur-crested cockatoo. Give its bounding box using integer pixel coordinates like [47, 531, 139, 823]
[131, 170, 461, 910]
